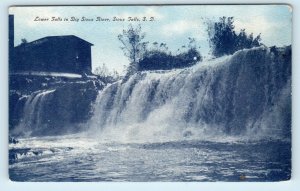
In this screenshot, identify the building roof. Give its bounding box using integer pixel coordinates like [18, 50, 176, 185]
[15, 35, 93, 48]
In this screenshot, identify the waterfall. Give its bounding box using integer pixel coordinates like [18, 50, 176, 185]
[13, 89, 55, 136]
[10, 46, 291, 141]
[89, 46, 291, 142]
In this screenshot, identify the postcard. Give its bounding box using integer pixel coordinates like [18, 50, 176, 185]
[8, 5, 292, 182]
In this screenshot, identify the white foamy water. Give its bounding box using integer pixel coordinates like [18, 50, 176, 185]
[88, 47, 291, 143]
[13, 89, 56, 136]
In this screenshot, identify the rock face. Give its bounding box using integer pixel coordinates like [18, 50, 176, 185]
[9, 75, 104, 136]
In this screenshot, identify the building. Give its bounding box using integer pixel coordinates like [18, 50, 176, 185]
[12, 35, 93, 75]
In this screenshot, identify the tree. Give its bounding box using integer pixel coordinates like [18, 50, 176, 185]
[93, 63, 110, 77]
[118, 24, 148, 76]
[206, 17, 262, 57]
[175, 37, 202, 64]
[93, 63, 121, 83]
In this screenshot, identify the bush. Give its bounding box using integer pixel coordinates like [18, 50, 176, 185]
[139, 50, 172, 70]
[118, 25, 203, 74]
[139, 47, 202, 71]
[138, 37, 202, 71]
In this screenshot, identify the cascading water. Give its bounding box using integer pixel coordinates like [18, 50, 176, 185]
[89, 46, 291, 142]
[10, 79, 100, 137]
[13, 89, 55, 136]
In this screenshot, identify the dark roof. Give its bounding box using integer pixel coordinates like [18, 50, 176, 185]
[15, 35, 93, 48]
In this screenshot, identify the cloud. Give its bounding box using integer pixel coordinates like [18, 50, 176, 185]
[144, 7, 164, 20]
[161, 20, 205, 39]
[234, 16, 271, 36]
[234, 15, 291, 46]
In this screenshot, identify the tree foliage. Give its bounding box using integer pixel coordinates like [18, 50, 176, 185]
[118, 24, 148, 76]
[207, 17, 262, 57]
[118, 25, 203, 75]
[139, 38, 202, 71]
[93, 63, 110, 77]
[93, 63, 120, 83]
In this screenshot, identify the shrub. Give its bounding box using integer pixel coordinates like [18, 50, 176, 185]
[139, 47, 202, 71]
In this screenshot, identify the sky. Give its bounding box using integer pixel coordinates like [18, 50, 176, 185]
[9, 5, 292, 74]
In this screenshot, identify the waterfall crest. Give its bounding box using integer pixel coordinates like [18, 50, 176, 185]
[89, 46, 291, 142]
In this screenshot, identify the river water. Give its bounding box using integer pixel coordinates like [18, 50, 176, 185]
[9, 134, 291, 182]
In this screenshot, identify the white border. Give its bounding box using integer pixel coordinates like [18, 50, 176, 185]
[0, 0, 299, 190]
